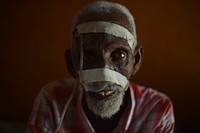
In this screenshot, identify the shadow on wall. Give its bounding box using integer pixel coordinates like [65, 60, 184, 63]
[0, 120, 26, 133]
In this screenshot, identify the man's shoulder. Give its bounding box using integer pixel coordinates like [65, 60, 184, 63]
[130, 82, 171, 100]
[129, 82, 175, 131]
[130, 82, 173, 110]
[39, 78, 77, 101]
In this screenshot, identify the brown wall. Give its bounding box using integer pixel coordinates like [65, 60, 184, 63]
[1, 0, 200, 132]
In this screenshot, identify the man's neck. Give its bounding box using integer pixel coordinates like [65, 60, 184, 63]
[82, 90, 130, 133]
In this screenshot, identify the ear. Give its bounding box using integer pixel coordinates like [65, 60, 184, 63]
[131, 45, 144, 76]
[65, 49, 77, 78]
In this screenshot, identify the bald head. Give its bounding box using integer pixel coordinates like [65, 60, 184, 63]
[71, 1, 137, 45]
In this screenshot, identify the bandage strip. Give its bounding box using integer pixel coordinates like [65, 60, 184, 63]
[78, 68, 129, 89]
[76, 21, 136, 50]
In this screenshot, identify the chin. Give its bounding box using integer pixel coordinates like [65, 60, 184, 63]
[85, 86, 125, 119]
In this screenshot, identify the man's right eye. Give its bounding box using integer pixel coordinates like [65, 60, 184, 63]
[83, 52, 95, 61]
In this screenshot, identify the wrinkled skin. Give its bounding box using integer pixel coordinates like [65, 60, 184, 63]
[81, 34, 135, 119]
[80, 34, 135, 77]
[66, 33, 143, 118]
[65, 32, 143, 132]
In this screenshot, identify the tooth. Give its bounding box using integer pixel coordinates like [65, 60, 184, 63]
[105, 90, 113, 95]
[98, 90, 114, 96]
[99, 91, 105, 96]
[105, 91, 109, 96]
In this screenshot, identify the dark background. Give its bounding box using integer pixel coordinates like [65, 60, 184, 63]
[0, 0, 200, 132]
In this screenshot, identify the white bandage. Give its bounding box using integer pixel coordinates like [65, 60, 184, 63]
[78, 68, 129, 89]
[76, 21, 136, 49]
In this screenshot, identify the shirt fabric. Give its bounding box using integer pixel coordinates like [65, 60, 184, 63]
[27, 79, 175, 133]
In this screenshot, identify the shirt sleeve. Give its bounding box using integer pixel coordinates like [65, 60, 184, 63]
[160, 99, 175, 133]
[26, 88, 56, 133]
[154, 98, 175, 133]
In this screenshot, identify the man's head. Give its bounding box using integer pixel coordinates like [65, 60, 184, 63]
[66, 1, 143, 119]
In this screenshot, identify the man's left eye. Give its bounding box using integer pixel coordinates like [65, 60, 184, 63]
[111, 49, 127, 62]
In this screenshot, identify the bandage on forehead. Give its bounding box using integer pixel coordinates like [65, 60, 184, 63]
[76, 21, 136, 50]
[78, 68, 129, 89]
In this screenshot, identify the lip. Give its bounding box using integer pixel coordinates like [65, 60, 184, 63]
[97, 90, 115, 96]
[83, 81, 114, 92]
[87, 89, 116, 100]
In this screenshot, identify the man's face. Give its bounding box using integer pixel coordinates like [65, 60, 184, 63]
[74, 33, 135, 118]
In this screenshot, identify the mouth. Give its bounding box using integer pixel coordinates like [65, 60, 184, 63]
[97, 90, 115, 96]
[87, 90, 116, 100]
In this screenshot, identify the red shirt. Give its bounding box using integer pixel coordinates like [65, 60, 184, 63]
[27, 79, 175, 133]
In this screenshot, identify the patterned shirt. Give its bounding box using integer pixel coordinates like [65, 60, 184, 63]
[27, 79, 175, 133]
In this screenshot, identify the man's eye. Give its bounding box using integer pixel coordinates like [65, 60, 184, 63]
[111, 49, 127, 62]
[83, 52, 95, 61]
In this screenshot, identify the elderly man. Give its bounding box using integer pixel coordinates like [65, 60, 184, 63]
[27, 1, 175, 133]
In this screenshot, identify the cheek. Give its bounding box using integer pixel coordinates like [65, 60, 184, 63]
[119, 56, 135, 78]
[120, 67, 133, 79]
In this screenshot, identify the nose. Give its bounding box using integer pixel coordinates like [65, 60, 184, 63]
[83, 50, 110, 70]
[94, 51, 110, 69]
[98, 51, 108, 68]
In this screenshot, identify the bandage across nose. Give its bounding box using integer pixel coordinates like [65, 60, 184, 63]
[78, 68, 129, 92]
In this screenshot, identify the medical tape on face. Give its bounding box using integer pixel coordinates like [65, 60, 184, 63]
[76, 21, 136, 50]
[78, 68, 129, 89]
